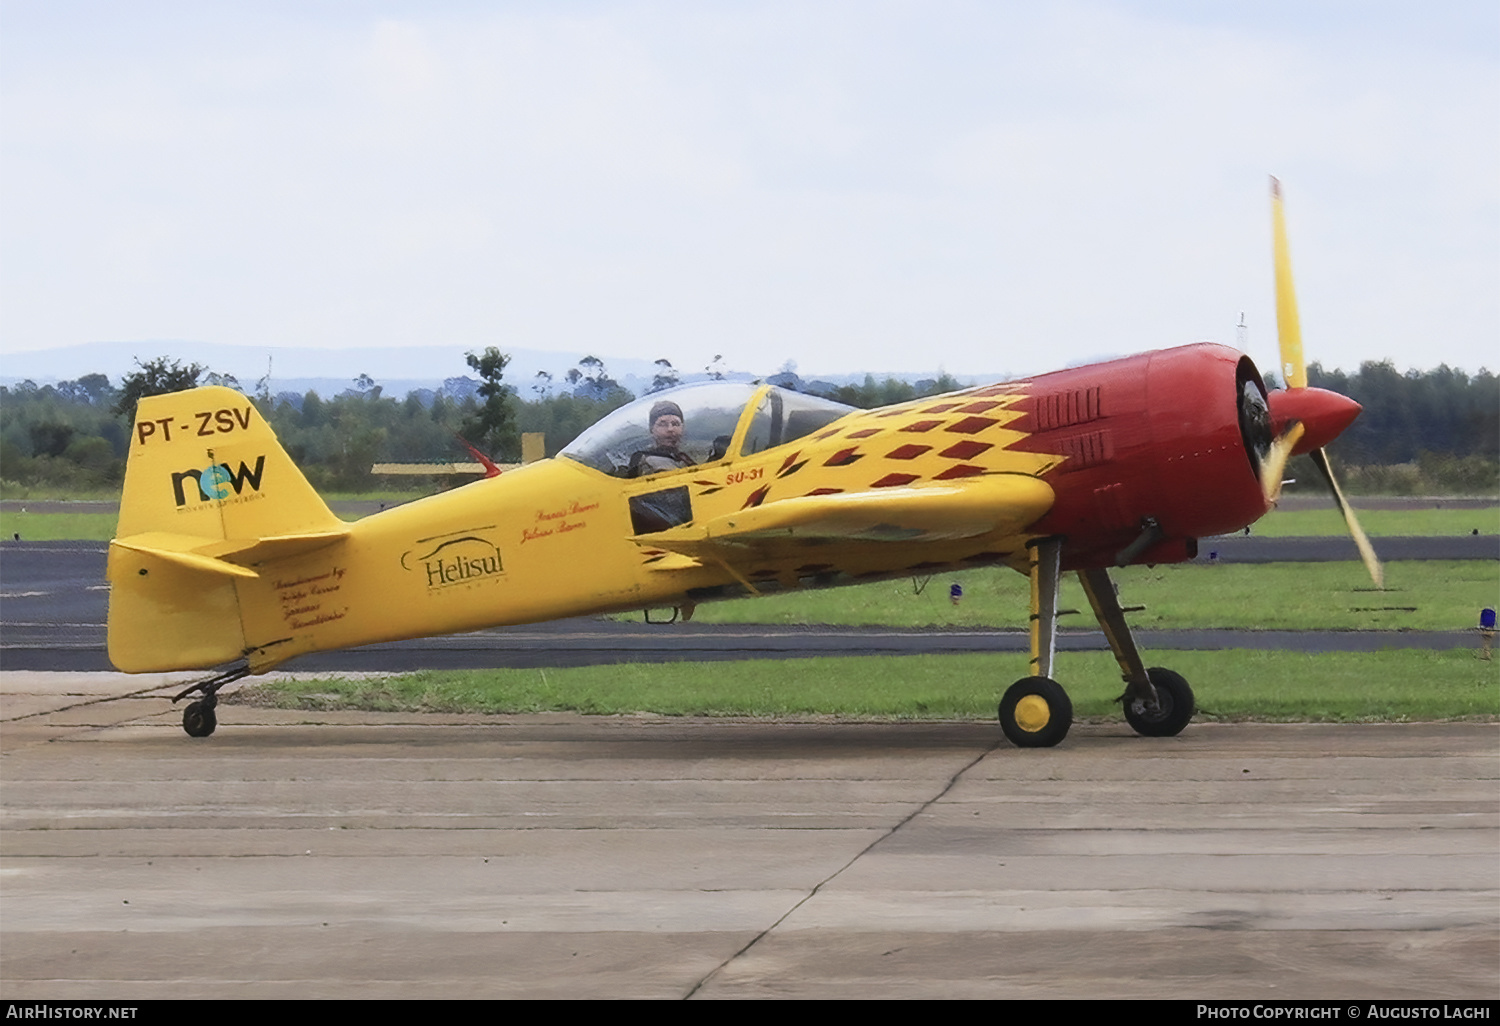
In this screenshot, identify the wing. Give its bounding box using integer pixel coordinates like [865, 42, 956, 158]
[638, 473, 1054, 561]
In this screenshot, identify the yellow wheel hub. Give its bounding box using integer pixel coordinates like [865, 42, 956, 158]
[1014, 694, 1052, 733]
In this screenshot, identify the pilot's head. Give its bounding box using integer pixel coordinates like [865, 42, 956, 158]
[649, 401, 684, 450]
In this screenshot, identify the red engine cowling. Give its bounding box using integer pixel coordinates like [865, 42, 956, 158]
[1010, 343, 1274, 570]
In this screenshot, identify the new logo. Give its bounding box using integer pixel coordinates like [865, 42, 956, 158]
[171, 456, 266, 506]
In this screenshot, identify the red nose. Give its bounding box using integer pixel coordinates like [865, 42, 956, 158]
[1266, 387, 1362, 454]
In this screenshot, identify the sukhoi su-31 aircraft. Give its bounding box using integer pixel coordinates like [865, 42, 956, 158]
[107, 180, 1381, 746]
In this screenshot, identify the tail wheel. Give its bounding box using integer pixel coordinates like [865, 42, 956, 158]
[1124, 668, 1195, 738]
[182, 699, 217, 738]
[999, 676, 1072, 748]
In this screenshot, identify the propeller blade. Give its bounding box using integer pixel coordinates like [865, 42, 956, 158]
[1270, 176, 1307, 390]
[1260, 420, 1305, 505]
[1308, 447, 1384, 589]
[1268, 180, 1376, 586]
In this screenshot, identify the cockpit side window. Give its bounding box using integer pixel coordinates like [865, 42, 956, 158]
[774, 390, 855, 447]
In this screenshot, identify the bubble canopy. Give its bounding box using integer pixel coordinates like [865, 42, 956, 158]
[560, 383, 857, 476]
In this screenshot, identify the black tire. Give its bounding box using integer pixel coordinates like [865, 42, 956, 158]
[1123, 668, 1195, 738]
[182, 700, 217, 738]
[998, 676, 1072, 748]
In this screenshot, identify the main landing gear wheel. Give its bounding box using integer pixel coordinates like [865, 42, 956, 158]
[999, 676, 1072, 748]
[1124, 668, 1195, 738]
[182, 698, 217, 738]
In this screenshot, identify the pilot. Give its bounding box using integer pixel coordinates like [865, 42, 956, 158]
[628, 401, 696, 477]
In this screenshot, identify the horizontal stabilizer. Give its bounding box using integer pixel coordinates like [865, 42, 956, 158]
[111, 527, 351, 579]
[206, 528, 350, 566]
[639, 474, 1054, 559]
[112, 535, 260, 579]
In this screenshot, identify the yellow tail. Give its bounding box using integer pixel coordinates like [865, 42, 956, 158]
[107, 387, 350, 672]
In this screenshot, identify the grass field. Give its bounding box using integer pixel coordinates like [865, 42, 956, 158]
[1, 507, 364, 540]
[243, 649, 1499, 722]
[1252, 506, 1498, 537]
[0, 511, 118, 541]
[3, 500, 1495, 543]
[685, 561, 1495, 632]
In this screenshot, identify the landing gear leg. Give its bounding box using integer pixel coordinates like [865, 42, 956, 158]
[999, 538, 1072, 748]
[1078, 568, 1195, 737]
[1028, 538, 1061, 683]
[173, 664, 249, 738]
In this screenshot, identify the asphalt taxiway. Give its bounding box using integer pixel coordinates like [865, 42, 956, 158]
[2, 672, 1495, 999]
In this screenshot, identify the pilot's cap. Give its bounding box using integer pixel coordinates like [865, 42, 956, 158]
[649, 401, 684, 426]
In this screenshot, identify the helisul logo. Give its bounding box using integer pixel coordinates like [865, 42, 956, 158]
[171, 456, 266, 507]
[400, 528, 505, 590]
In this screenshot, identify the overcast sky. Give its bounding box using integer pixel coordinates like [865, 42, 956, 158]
[2, 1, 1495, 380]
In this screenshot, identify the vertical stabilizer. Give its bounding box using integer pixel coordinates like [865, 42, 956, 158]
[116, 387, 343, 542]
[108, 387, 349, 672]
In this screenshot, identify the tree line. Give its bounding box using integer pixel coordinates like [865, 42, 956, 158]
[2, 353, 1495, 495]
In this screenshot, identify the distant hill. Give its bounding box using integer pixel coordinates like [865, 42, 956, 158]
[0, 340, 987, 397]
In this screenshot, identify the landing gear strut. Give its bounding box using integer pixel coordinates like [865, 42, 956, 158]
[173, 664, 249, 738]
[998, 541, 1196, 747]
[998, 538, 1073, 748]
[1078, 565, 1195, 739]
